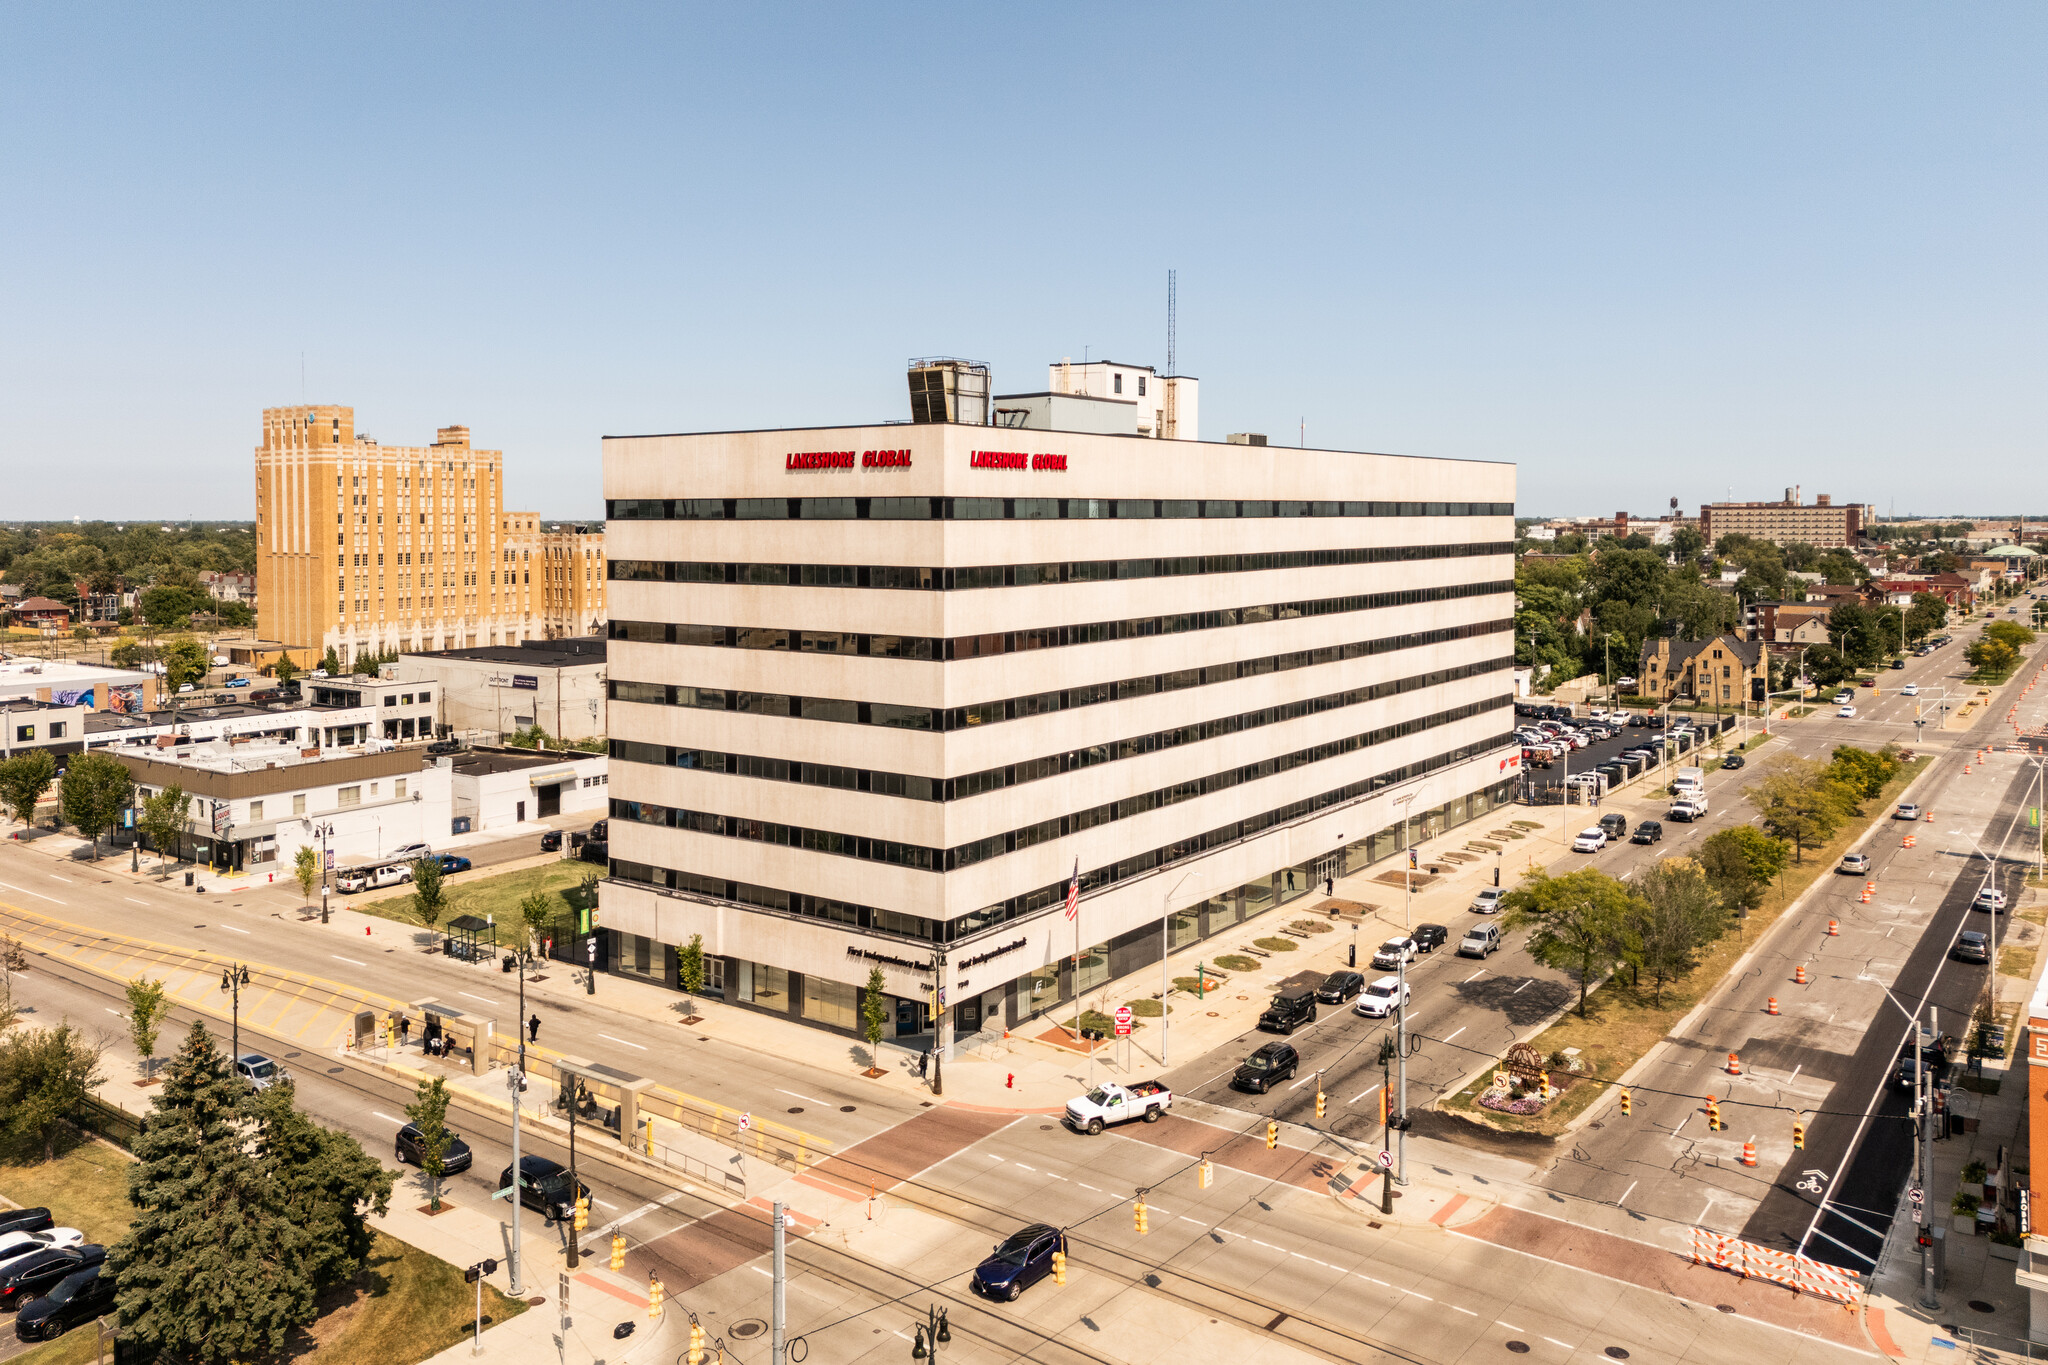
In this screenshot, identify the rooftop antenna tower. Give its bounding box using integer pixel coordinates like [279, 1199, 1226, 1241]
[1166, 269, 1177, 377]
[1162, 269, 1180, 440]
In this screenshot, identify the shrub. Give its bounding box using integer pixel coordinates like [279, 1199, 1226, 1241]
[1289, 918, 1334, 934]
[1213, 955, 1258, 972]
[1251, 937, 1297, 953]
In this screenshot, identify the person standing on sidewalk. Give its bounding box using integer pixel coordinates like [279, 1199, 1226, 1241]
[528, 1013, 541, 1044]
[397, 1013, 409, 1045]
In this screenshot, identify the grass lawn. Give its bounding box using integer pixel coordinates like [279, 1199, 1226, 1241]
[354, 859, 598, 938]
[1442, 757, 1932, 1137]
[0, 1130, 136, 1246]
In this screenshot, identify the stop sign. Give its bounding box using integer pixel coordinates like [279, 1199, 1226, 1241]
[1113, 1006, 1133, 1036]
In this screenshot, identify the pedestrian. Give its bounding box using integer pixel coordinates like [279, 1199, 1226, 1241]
[916, 1049, 929, 1080]
[528, 1013, 541, 1044]
[397, 1013, 410, 1044]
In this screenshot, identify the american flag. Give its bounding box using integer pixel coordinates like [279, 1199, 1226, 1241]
[1064, 858, 1080, 920]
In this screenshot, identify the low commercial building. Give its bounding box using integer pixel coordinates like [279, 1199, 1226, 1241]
[86, 694, 376, 753]
[394, 637, 607, 741]
[0, 700, 87, 760]
[304, 673, 439, 743]
[448, 746, 608, 834]
[1637, 635, 1769, 707]
[115, 738, 451, 877]
[0, 655, 159, 714]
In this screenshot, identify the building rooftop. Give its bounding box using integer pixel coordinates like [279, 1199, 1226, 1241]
[450, 746, 600, 776]
[405, 637, 606, 667]
[0, 655, 153, 693]
[112, 736, 414, 775]
[83, 696, 364, 734]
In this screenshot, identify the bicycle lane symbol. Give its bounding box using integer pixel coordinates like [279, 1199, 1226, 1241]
[1795, 1168, 1830, 1196]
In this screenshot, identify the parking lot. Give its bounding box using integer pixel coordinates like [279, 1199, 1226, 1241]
[1517, 705, 1743, 802]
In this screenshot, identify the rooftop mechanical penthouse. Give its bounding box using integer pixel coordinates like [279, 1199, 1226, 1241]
[597, 361, 1518, 1049]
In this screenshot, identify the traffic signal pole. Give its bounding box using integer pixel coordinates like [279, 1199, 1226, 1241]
[1920, 1006, 1939, 1309]
[1396, 949, 1409, 1185]
[772, 1201, 787, 1365]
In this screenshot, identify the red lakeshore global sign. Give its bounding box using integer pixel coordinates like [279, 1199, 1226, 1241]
[969, 450, 1067, 471]
[786, 449, 913, 471]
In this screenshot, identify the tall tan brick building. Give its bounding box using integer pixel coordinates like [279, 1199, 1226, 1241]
[255, 407, 605, 666]
[501, 513, 607, 639]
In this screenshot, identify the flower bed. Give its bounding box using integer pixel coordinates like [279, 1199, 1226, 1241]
[1480, 1091, 1548, 1115]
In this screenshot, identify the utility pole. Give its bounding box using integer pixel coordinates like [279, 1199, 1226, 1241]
[1395, 947, 1410, 1185]
[772, 1201, 787, 1365]
[1918, 1004, 1938, 1309]
[506, 1059, 525, 1296]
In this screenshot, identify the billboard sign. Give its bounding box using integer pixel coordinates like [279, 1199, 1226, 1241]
[512, 675, 539, 691]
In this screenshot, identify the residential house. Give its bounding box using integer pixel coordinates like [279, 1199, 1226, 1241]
[1744, 601, 1832, 646]
[1638, 634, 1770, 708]
[8, 597, 72, 629]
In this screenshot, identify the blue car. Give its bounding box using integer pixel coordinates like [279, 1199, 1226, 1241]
[438, 855, 472, 875]
[971, 1224, 1063, 1302]
[225, 677, 250, 687]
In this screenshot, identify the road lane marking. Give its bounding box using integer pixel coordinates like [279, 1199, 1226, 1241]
[776, 1088, 833, 1107]
[124, 898, 150, 906]
[1618, 1180, 1637, 1206]
[48, 875, 72, 883]
[1452, 1305, 1478, 1316]
[1511, 980, 1531, 994]
[0, 881, 66, 904]
[1544, 1338, 1574, 1350]
[1252, 1240, 1279, 1249]
[597, 1033, 648, 1051]
[219, 924, 250, 934]
[1789, 1064, 1802, 1083]
[332, 955, 366, 967]
[1077, 1183, 1100, 1192]
[1500, 1322, 1524, 1331]
[105, 1008, 123, 1016]
[1287, 1074, 1316, 1090]
[1409, 1291, 1433, 1301]
[1442, 1026, 1465, 1043]
[457, 991, 499, 1006]
[373, 1111, 405, 1125]
[1671, 1114, 1688, 1137]
[1013, 1163, 1034, 1172]
[1180, 1217, 1204, 1225]
[1462, 970, 1486, 982]
[594, 1198, 619, 1209]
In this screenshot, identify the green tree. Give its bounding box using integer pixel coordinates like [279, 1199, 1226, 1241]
[1828, 602, 1883, 668]
[272, 653, 299, 684]
[677, 933, 705, 1019]
[1670, 525, 1705, 562]
[111, 1022, 314, 1363]
[1802, 643, 1852, 689]
[508, 724, 552, 749]
[1623, 858, 1725, 1003]
[0, 1022, 106, 1160]
[250, 1077, 393, 1289]
[139, 782, 191, 873]
[319, 646, 342, 675]
[1503, 869, 1634, 1016]
[861, 966, 888, 1075]
[60, 750, 134, 859]
[0, 749, 57, 827]
[0, 936, 27, 1028]
[162, 633, 210, 691]
[1698, 825, 1788, 915]
[110, 638, 145, 668]
[516, 890, 557, 959]
[404, 1075, 454, 1210]
[1827, 744, 1901, 800]
[1984, 619, 2037, 650]
[1746, 756, 1857, 862]
[126, 976, 172, 1080]
[1966, 636, 2018, 678]
[139, 584, 206, 628]
[410, 855, 448, 931]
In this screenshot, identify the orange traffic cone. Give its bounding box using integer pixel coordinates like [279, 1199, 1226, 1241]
[1925, 812, 1934, 822]
[1741, 1140, 1758, 1167]
[1827, 919, 1839, 936]
[1795, 964, 1810, 985]
[1766, 997, 1780, 1015]
[1859, 888, 1872, 903]
[1965, 765, 1972, 775]
[1727, 1052, 1742, 1076]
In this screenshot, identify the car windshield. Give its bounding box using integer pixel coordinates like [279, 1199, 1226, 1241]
[243, 1060, 276, 1079]
[1082, 1088, 1116, 1107]
[1364, 985, 1394, 998]
[1242, 1053, 1275, 1072]
[1379, 941, 1406, 953]
[992, 1232, 1043, 1265]
[46, 1273, 89, 1304]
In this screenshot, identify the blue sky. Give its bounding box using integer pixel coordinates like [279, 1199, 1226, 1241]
[2, 4, 2043, 520]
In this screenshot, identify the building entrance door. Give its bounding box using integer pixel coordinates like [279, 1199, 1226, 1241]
[895, 1000, 921, 1037]
[956, 999, 983, 1035]
[537, 783, 561, 817]
[1315, 854, 1339, 893]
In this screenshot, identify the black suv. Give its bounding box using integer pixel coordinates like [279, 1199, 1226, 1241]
[1233, 1041, 1300, 1093]
[1598, 813, 1629, 840]
[396, 1122, 474, 1174]
[497, 1156, 591, 1223]
[0, 1246, 105, 1312]
[1315, 971, 1364, 1004]
[1630, 820, 1663, 845]
[1258, 987, 1317, 1034]
[1411, 924, 1449, 953]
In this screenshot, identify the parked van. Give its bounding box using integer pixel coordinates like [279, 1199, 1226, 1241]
[1457, 923, 1501, 958]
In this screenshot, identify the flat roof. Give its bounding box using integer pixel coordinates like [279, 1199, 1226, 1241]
[84, 698, 362, 733]
[0, 655, 153, 689]
[111, 738, 412, 774]
[451, 747, 596, 775]
[404, 638, 606, 667]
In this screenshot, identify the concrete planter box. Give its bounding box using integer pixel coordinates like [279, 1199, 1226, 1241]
[1991, 1240, 2023, 1262]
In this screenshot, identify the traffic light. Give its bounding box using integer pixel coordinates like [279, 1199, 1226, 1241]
[1265, 1120, 1279, 1150]
[1793, 1118, 1806, 1150]
[1618, 1088, 1631, 1116]
[1133, 1197, 1149, 1235]
[688, 1320, 707, 1365]
[1315, 1087, 1327, 1119]
[574, 1194, 590, 1232]
[1052, 1250, 1067, 1285]
[610, 1232, 626, 1271]
[648, 1274, 665, 1319]
[1705, 1097, 1722, 1131]
[1197, 1159, 1213, 1190]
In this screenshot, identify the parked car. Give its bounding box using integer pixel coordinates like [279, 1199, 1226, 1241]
[236, 1053, 285, 1092]
[588, 819, 608, 841]
[437, 855, 473, 875]
[0, 1209, 51, 1239]
[395, 1122, 474, 1173]
[0, 1244, 104, 1311]
[1838, 853, 1871, 875]
[1063, 1081, 1171, 1135]
[1257, 987, 1318, 1034]
[1354, 975, 1411, 1018]
[496, 1156, 590, 1223]
[1232, 1041, 1300, 1094]
[1888, 658, 1906, 669]
[335, 863, 412, 893]
[13, 1266, 115, 1342]
[1457, 923, 1501, 959]
[1630, 820, 1663, 845]
[1371, 937, 1418, 970]
[1721, 753, 1745, 770]
[539, 830, 563, 851]
[1628, 713, 1651, 728]
[426, 739, 463, 755]
[0, 1230, 84, 1276]
[390, 842, 434, 862]
[971, 1224, 1065, 1301]
[1315, 971, 1364, 1004]
[1570, 828, 1607, 853]
[1895, 803, 1922, 821]
[1952, 931, 1991, 964]
[1469, 888, 1505, 914]
[1411, 924, 1449, 954]
[1973, 885, 2008, 913]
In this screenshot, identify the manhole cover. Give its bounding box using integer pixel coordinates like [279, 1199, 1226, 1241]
[1969, 1301, 1997, 1314]
[1715, 1304, 1736, 1314]
[1506, 1343, 1531, 1354]
[1207, 1011, 1219, 1017]
[1040, 1124, 1054, 1131]
[1606, 1350, 1630, 1360]
[730, 1320, 767, 1340]
[526, 1295, 547, 1306]
[839, 1105, 856, 1113]
[787, 1107, 804, 1114]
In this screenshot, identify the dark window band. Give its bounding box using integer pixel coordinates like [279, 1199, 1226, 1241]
[609, 617, 1511, 733]
[612, 655, 1514, 803]
[608, 541, 1512, 589]
[607, 577, 1512, 670]
[606, 497, 1514, 522]
[607, 724, 1516, 945]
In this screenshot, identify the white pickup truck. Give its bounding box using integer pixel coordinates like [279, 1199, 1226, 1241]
[1062, 1080, 1172, 1135]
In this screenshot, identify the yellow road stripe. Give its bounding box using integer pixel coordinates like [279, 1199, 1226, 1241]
[259, 981, 310, 1031]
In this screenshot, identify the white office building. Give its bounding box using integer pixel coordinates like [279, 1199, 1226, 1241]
[598, 365, 1516, 1045]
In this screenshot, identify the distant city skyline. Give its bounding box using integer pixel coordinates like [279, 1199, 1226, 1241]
[2, 5, 2043, 520]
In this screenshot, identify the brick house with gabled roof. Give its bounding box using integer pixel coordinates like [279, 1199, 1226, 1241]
[1638, 634, 1769, 708]
[8, 597, 72, 629]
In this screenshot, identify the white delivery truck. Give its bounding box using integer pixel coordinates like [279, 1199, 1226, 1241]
[1062, 1081, 1172, 1135]
[1671, 765, 1705, 799]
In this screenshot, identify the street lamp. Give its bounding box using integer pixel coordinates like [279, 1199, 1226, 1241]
[909, 1305, 951, 1360]
[220, 964, 251, 1064]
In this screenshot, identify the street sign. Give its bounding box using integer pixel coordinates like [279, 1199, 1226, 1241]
[737, 1112, 752, 1133]
[1909, 1185, 1924, 1205]
[1378, 1149, 1392, 1168]
[1113, 1005, 1133, 1037]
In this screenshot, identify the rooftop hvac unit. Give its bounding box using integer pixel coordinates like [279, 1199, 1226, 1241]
[907, 358, 990, 425]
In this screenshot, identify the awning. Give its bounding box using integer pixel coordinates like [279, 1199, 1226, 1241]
[526, 767, 578, 788]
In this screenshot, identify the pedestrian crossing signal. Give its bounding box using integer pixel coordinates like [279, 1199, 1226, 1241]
[1618, 1088, 1631, 1116]
[1265, 1120, 1279, 1150]
[1793, 1119, 1806, 1150]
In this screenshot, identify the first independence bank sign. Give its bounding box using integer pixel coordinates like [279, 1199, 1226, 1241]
[784, 447, 1068, 471]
